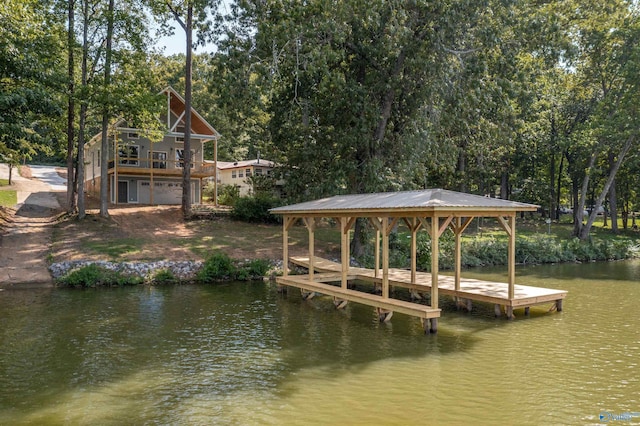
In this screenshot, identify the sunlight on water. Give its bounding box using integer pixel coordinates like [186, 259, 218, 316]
[1, 261, 639, 425]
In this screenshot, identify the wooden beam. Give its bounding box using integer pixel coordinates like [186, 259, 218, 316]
[411, 218, 417, 285]
[282, 218, 289, 277]
[340, 217, 349, 289]
[381, 217, 389, 299]
[496, 216, 512, 236]
[304, 217, 316, 282]
[375, 229, 380, 278]
[431, 215, 439, 309]
[508, 214, 516, 300]
[454, 217, 462, 292]
[387, 217, 400, 236]
[437, 215, 454, 238]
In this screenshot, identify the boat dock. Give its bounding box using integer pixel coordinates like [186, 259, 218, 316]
[289, 256, 567, 318]
[270, 189, 568, 334]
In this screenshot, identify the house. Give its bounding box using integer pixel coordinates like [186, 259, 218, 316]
[84, 87, 220, 205]
[209, 158, 278, 196]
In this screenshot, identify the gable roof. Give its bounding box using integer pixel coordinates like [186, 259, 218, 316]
[160, 86, 221, 139]
[271, 189, 539, 216]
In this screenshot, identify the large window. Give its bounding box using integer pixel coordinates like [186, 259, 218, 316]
[149, 151, 167, 169]
[118, 145, 139, 166]
[175, 149, 195, 169]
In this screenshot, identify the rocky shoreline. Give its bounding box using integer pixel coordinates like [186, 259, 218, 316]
[49, 260, 205, 282]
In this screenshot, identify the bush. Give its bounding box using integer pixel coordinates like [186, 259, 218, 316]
[196, 253, 271, 282]
[231, 195, 281, 223]
[57, 264, 143, 287]
[197, 252, 237, 282]
[217, 184, 241, 206]
[151, 269, 178, 285]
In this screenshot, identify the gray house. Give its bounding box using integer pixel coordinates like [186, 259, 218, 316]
[84, 87, 220, 204]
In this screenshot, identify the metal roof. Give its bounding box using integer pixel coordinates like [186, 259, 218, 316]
[270, 189, 539, 215]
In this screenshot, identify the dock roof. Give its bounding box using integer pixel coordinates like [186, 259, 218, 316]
[271, 189, 538, 216]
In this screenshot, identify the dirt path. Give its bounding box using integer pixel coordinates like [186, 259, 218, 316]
[0, 165, 65, 289]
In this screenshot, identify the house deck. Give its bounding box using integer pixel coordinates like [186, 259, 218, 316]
[288, 256, 567, 316]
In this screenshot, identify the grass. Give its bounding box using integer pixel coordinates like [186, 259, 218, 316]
[0, 190, 17, 207]
[82, 238, 145, 260]
[0, 179, 9, 186]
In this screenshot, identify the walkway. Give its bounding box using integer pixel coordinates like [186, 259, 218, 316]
[0, 164, 66, 288]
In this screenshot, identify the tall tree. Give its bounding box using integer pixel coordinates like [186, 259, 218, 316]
[149, 0, 221, 217]
[0, 0, 64, 175]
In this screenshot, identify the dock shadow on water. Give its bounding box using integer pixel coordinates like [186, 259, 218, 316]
[1, 260, 639, 425]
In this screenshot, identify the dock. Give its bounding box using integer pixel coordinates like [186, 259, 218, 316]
[270, 189, 568, 334]
[288, 256, 567, 318]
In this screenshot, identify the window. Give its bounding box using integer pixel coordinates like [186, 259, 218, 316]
[128, 132, 139, 139]
[232, 170, 236, 178]
[175, 149, 195, 169]
[118, 144, 139, 166]
[267, 170, 272, 176]
[255, 168, 263, 176]
[149, 151, 167, 169]
[175, 136, 184, 142]
[246, 168, 252, 177]
[238, 169, 244, 178]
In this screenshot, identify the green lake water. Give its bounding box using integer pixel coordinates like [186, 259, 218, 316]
[1, 260, 639, 425]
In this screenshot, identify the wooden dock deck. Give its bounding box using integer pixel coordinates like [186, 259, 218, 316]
[288, 256, 567, 317]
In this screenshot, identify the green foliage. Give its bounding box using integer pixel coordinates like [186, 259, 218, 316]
[0, 191, 17, 207]
[57, 264, 143, 288]
[151, 269, 178, 285]
[231, 195, 281, 224]
[355, 230, 639, 270]
[197, 252, 237, 281]
[217, 184, 241, 206]
[196, 252, 271, 282]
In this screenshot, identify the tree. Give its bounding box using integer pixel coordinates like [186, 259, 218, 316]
[0, 0, 64, 176]
[149, 0, 221, 217]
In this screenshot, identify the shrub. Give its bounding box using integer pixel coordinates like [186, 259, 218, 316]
[196, 253, 271, 282]
[197, 252, 237, 282]
[231, 195, 281, 223]
[57, 264, 143, 287]
[152, 268, 178, 285]
[217, 184, 241, 207]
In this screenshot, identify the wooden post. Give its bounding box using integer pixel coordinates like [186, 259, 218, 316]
[411, 218, 417, 285]
[213, 138, 218, 207]
[282, 216, 290, 277]
[454, 217, 462, 292]
[375, 229, 380, 278]
[382, 217, 389, 299]
[305, 218, 316, 282]
[341, 217, 349, 289]
[430, 216, 439, 310]
[508, 214, 516, 300]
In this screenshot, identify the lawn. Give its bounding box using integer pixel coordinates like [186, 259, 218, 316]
[0, 190, 17, 207]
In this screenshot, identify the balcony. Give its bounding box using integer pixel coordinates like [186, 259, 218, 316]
[107, 158, 217, 179]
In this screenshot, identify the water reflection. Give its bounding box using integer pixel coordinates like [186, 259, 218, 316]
[0, 260, 639, 425]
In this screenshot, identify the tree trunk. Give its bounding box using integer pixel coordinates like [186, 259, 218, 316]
[577, 134, 635, 240]
[99, 0, 114, 218]
[549, 151, 556, 220]
[500, 169, 508, 199]
[181, 3, 193, 217]
[66, 0, 76, 213]
[350, 218, 366, 258]
[77, 0, 90, 220]
[556, 154, 564, 221]
[608, 151, 618, 233]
